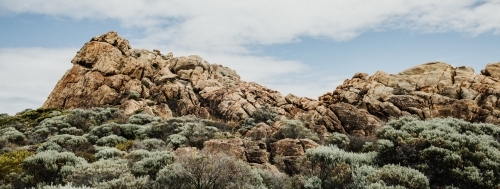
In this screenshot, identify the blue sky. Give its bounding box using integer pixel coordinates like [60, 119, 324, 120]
[1, 1, 500, 115]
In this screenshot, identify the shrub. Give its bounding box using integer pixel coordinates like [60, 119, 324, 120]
[255, 168, 293, 189]
[115, 140, 135, 151]
[0, 150, 33, 184]
[66, 108, 123, 132]
[128, 91, 140, 100]
[27, 115, 71, 144]
[349, 165, 429, 189]
[155, 151, 264, 189]
[130, 138, 166, 151]
[274, 119, 320, 142]
[94, 147, 125, 160]
[251, 105, 279, 125]
[86, 123, 121, 143]
[66, 158, 129, 187]
[96, 135, 127, 147]
[305, 145, 376, 188]
[37, 134, 91, 153]
[91, 173, 149, 189]
[323, 132, 349, 149]
[128, 113, 161, 125]
[159, 117, 219, 149]
[118, 124, 150, 140]
[0, 127, 27, 146]
[238, 118, 256, 133]
[23, 150, 87, 186]
[131, 151, 175, 179]
[375, 116, 500, 188]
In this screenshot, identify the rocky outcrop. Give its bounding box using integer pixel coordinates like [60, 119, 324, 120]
[320, 62, 500, 124]
[42, 31, 380, 136]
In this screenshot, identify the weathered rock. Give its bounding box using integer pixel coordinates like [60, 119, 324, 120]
[321, 62, 500, 124]
[44, 31, 500, 138]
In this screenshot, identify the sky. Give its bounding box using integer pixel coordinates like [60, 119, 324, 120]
[1, 0, 500, 115]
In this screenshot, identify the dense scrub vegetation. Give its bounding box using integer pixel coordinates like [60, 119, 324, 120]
[2, 107, 500, 188]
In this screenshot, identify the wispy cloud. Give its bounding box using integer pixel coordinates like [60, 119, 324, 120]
[1, 0, 499, 114]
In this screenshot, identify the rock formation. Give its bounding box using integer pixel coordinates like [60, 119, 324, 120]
[320, 62, 500, 124]
[43, 31, 500, 138]
[42, 31, 380, 136]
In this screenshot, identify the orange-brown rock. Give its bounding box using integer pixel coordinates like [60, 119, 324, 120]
[320, 62, 500, 124]
[42, 31, 383, 136]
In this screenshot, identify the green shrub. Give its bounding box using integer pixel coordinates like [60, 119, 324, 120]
[0, 150, 33, 184]
[375, 116, 500, 188]
[115, 140, 135, 151]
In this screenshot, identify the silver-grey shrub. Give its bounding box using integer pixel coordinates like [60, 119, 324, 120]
[155, 151, 264, 189]
[0, 127, 27, 146]
[94, 147, 125, 160]
[131, 150, 174, 179]
[37, 134, 90, 153]
[66, 158, 129, 187]
[130, 138, 166, 151]
[128, 113, 161, 125]
[23, 150, 87, 186]
[96, 134, 127, 147]
[274, 119, 320, 142]
[349, 164, 429, 189]
[305, 145, 376, 188]
[376, 116, 500, 188]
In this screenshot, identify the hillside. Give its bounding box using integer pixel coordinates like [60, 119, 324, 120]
[2, 31, 500, 188]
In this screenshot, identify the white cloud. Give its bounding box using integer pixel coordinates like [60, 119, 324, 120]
[2, 0, 500, 53]
[0, 47, 76, 115]
[1, 0, 500, 113]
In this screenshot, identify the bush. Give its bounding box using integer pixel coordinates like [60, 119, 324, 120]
[305, 145, 376, 188]
[323, 132, 349, 149]
[94, 147, 125, 160]
[0, 127, 27, 146]
[274, 119, 319, 142]
[130, 138, 166, 151]
[128, 113, 161, 125]
[66, 108, 123, 132]
[131, 151, 175, 179]
[37, 134, 91, 153]
[0, 150, 33, 184]
[23, 150, 87, 186]
[96, 135, 127, 147]
[349, 165, 429, 189]
[66, 158, 129, 187]
[251, 105, 279, 125]
[155, 151, 264, 189]
[255, 168, 293, 189]
[375, 116, 500, 188]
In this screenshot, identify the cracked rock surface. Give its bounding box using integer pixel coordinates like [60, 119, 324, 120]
[43, 31, 500, 137]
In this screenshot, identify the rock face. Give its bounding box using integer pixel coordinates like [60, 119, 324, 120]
[43, 31, 500, 137]
[42, 31, 381, 136]
[320, 62, 500, 124]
